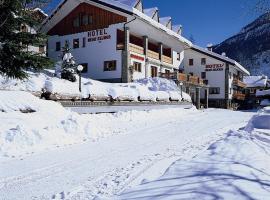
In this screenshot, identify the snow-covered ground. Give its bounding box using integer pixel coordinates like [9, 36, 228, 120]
[119, 107, 270, 200]
[0, 90, 255, 200]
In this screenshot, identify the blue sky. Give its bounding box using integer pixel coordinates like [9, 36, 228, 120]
[44, 0, 260, 47]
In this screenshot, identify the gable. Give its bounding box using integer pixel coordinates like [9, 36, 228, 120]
[48, 2, 127, 36]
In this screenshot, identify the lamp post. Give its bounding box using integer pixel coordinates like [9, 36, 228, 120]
[179, 82, 183, 101]
[77, 65, 83, 92]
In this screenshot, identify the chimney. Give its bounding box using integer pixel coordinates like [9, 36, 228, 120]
[222, 52, 226, 57]
[207, 43, 213, 52]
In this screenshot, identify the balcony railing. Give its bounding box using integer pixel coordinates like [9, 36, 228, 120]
[159, 72, 177, 80]
[162, 55, 173, 64]
[160, 72, 206, 87]
[233, 78, 246, 88]
[147, 50, 159, 60]
[232, 92, 246, 100]
[129, 43, 144, 55]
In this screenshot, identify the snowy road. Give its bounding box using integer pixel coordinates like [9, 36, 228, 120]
[0, 109, 254, 200]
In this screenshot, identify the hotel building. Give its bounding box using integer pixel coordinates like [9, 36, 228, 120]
[41, 0, 191, 83]
[41, 0, 250, 108]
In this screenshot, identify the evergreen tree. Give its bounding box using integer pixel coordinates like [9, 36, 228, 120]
[60, 42, 77, 82]
[0, 0, 53, 79]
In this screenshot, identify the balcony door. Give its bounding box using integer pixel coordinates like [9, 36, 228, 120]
[151, 66, 158, 77]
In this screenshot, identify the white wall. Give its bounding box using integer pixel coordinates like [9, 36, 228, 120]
[184, 49, 226, 100]
[48, 23, 123, 81]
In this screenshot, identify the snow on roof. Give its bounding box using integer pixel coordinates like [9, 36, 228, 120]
[114, 0, 139, 7]
[33, 8, 48, 17]
[41, 0, 192, 46]
[243, 76, 268, 88]
[143, 7, 158, 18]
[172, 25, 182, 34]
[192, 45, 250, 75]
[256, 89, 270, 97]
[159, 17, 171, 26]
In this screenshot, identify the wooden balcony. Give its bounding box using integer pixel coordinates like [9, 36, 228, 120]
[233, 78, 246, 88]
[188, 75, 201, 85]
[163, 72, 206, 87]
[178, 73, 188, 82]
[232, 92, 246, 100]
[147, 50, 159, 60]
[129, 43, 144, 55]
[162, 55, 173, 64]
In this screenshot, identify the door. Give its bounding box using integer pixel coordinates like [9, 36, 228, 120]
[151, 66, 158, 77]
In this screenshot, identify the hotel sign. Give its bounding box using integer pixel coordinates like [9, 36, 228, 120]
[205, 64, 224, 71]
[131, 54, 145, 61]
[88, 29, 111, 42]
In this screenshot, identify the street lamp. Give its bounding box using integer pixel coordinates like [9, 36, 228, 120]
[77, 65, 84, 92]
[179, 82, 183, 101]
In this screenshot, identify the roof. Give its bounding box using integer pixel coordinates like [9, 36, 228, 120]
[159, 17, 171, 27]
[114, 0, 139, 7]
[191, 45, 250, 75]
[41, 0, 192, 46]
[243, 76, 268, 88]
[172, 25, 182, 34]
[143, 7, 158, 18]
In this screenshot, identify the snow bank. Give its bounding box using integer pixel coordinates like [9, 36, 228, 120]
[0, 91, 195, 159]
[120, 109, 270, 200]
[245, 106, 270, 131]
[0, 72, 191, 102]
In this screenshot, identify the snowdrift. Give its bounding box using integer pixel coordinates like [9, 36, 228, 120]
[0, 91, 196, 159]
[0, 71, 191, 102]
[120, 107, 270, 200]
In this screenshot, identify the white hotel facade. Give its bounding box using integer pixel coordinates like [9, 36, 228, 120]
[41, 0, 250, 108]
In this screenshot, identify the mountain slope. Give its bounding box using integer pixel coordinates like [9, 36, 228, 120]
[214, 13, 270, 76]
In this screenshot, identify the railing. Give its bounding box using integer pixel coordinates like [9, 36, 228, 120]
[147, 50, 159, 60]
[233, 78, 246, 88]
[178, 73, 188, 82]
[159, 72, 177, 80]
[159, 72, 206, 87]
[232, 92, 246, 100]
[162, 55, 173, 64]
[129, 43, 144, 55]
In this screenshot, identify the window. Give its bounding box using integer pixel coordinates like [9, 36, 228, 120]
[104, 60, 117, 71]
[165, 69, 170, 74]
[73, 17, 80, 27]
[189, 59, 193, 66]
[82, 37, 86, 48]
[64, 40, 69, 46]
[133, 62, 142, 72]
[209, 87, 220, 94]
[177, 53, 181, 61]
[73, 39, 79, 49]
[201, 58, 206, 65]
[56, 42, 61, 51]
[201, 72, 206, 79]
[82, 14, 93, 26]
[80, 63, 88, 73]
